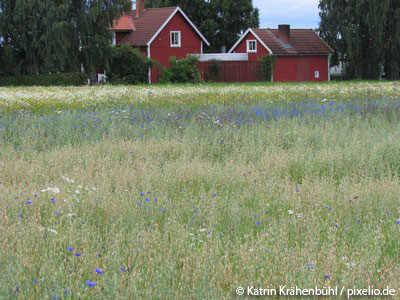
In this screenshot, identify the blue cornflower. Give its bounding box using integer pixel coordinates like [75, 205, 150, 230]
[120, 267, 127, 272]
[67, 247, 74, 251]
[86, 281, 96, 287]
[325, 275, 331, 279]
[256, 222, 261, 225]
[95, 268, 103, 274]
[395, 221, 400, 225]
[357, 220, 361, 222]
[98, 254, 102, 258]
[335, 224, 339, 228]
[33, 279, 38, 284]
[161, 209, 167, 213]
[194, 210, 199, 213]
[74, 253, 81, 257]
[140, 192, 145, 196]
[81, 221, 85, 225]
[51, 198, 55, 204]
[386, 212, 389, 215]
[212, 193, 217, 197]
[308, 264, 315, 270]
[19, 214, 23, 217]
[26, 201, 32, 204]
[34, 194, 38, 198]
[147, 224, 151, 227]
[254, 214, 258, 217]
[145, 198, 150, 201]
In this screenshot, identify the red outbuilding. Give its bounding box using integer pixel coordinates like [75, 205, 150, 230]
[110, 0, 210, 83]
[229, 26, 334, 82]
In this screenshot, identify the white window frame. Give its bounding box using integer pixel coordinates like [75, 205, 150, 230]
[314, 70, 320, 78]
[170, 31, 181, 48]
[247, 40, 257, 53]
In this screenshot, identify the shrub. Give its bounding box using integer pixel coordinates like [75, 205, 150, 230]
[108, 45, 154, 85]
[205, 60, 222, 82]
[0, 72, 87, 86]
[159, 55, 201, 84]
[258, 55, 275, 81]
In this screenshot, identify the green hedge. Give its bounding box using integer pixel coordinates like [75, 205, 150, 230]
[0, 72, 87, 86]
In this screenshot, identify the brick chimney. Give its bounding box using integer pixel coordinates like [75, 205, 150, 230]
[278, 24, 290, 44]
[135, 0, 145, 18]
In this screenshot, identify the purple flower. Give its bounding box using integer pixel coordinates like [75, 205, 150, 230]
[86, 281, 96, 287]
[256, 222, 261, 225]
[98, 254, 102, 258]
[212, 193, 217, 197]
[357, 219, 361, 222]
[120, 267, 127, 272]
[325, 275, 331, 279]
[161, 209, 167, 213]
[33, 279, 38, 284]
[51, 198, 55, 204]
[334, 224, 339, 228]
[140, 192, 145, 196]
[34, 194, 38, 198]
[95, 268, 103, 274]
[67, 247, 74, 251]
[81, 221, 85, 225]
[19, 214, 23, 217]
[26, 201, 32, 204]
[74, 253, 81, 257]
[145, 198, 150, 201]
[254, 214, 258, 217]
[395, 221, 400, 225]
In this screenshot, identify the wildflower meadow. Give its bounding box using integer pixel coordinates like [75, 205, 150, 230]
[1, 81, 400, 299]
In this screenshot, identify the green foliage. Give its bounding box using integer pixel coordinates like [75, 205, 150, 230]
[0, 73, 87, 86]
[109, 45, 154, 84]
[205, 60, 222, 82]
[159, 55, 201, 83]
[258, 55, 275, 81]
[144, 0, 259, 52]
[318, 0, 400, 80]
[0, 0, 132, 76]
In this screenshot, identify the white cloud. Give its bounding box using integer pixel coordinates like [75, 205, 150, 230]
[253, 0, 320, 29]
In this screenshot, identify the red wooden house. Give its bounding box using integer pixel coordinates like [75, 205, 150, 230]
[229, 25, 334, 82]
[110, 0, 210, 83]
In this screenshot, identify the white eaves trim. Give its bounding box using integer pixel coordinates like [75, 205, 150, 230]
[228, 28, 272, 55]
[147, 7, 210, 47]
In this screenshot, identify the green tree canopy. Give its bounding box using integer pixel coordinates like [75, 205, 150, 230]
[318, 0, 400, 80]
[0, 0, 132, 76]
[143, 0, 259, 53]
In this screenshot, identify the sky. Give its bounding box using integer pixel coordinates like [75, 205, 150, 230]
[253, 0, 321, 29]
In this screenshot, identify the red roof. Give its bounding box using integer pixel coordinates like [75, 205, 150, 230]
[120, 7, 176, 46]
[234, 28, 333, 55]
[111, 15, 136, 31]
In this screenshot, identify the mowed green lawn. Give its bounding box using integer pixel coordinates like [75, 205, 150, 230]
[1, 82, 400, 299]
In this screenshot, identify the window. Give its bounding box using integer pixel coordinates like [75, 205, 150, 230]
[170, 31, 181, 47]
[247, 40, 257, 53]
[314, 71, 320, 78]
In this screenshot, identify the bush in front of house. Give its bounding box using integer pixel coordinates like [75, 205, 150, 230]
[205, 60, 222, 82]
[159, 55, 201, 84]
[0, 72, 87, 86]
[258, 55, 275, 81]
[108, 45, 154, 85]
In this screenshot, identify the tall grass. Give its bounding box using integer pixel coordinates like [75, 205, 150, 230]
[1, 83, 400, 299]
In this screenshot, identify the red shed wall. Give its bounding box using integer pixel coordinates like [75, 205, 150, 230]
[116, 32, 128, 44]
[273, 55, 329, 82]
[149, 11, 203, 82]
[232, 32, 269, 61]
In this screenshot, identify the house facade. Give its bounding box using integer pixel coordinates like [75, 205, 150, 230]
[229, 26, 334, 82]
[110, 0, 210, 83]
